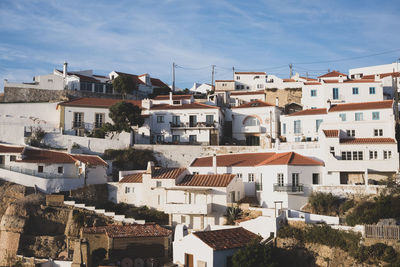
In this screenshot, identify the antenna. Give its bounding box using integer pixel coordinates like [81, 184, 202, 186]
[172, 62, 176, 93]
[289, 63, 293, 78]
[211, 65, 216, 88]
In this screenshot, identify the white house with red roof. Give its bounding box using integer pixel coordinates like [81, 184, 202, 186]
[265, 73, 314, 89]
[228, 90, 266, 107]
[0, 144, 108, 193]
[234, 71, 267, 91]
[231, 100, 282, 147]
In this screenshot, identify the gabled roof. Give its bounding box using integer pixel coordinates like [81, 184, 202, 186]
[288, 108, 327, 116]
[58, 98, 142, 109]
[340, 138, 396, 144]
[119, 172, 144, 183]
[300, 77, 318, 81]
[0, 144, 24, 153]
[152, 167, 187, 179]
[257, 152, 324, 166]
[150, 78, 169, 88]
[177, 174, 236, 187]
[232, 100, 274, 109]
[361, 72, 400, 79]
[329, 100, 393, 112]
[150, 102, 218, 110]
[190, 153, 276, 167]
[153, 94, 192, 100]
[55, 70, 102, 83]
[115, 71, 145, 85]
[318, 71, 347, 78]
[235, 72, 266, 75]
[230, 90, 265, 96]
[83, 223, 171, 238]
[323, 129, 339, 138]
[193, 227, 259, 250]
[283, 79, 296, 82]
[304, 82, 322, 85]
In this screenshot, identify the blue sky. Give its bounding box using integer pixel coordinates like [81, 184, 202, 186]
[1, 0, 400, 91]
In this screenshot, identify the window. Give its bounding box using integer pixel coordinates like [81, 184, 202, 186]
[342, 151, 363, 160]
[292, 173, 299, 186]
[374, 129, 383, 136]
[330, 146, 335, 155]
[189, 115, 197, 127]
[339, 113, 346, 121]
[294, 120, 301, 134]
[311, 90, 317, 97]
[172, 115, 180, 126]
[156, 181, 162, 187]
[95, 113, 105, 128]
[94, 83, 103, 93]
[173, 100, 180, 105]
[346, 130, 355, 137]
[172, 135, 180, 143]
[105, 84, 113, 94]
[10, 155, 16, 161]
[332, 88, 339, 99]
[282, 123, 286, 134]
[236, 76, 240, 80]
[312, 173, 319, 185]
[355, 112, 363, 121]
[295, 137, 301, 142]
[181, 215, 186, 223]
[369, 150, 378, 160]
[341, 151, 352, 160]
[156, 135, 164, 143]
[73, 112, 84, 128]
[384, 150, 392, 159]
[372, 112, 380, 120]
[315, 119, 323, 132]
[157, 115, 164, 123]
[236, 85, 240, 89]
[245, 117, 260, 126]
[237, 173, 243, 179]
[311, 107, 317, 109]
[206, 115, 214, 125]
[257, 84, 263, 89]
[352, 87, 359, 95]
[38, 166, 44, 173]
[189, 135, 197, 143]
[125, 187, 130, 193]
[192, 172, 199, 175]
[58, 166, 63, 174]
[369, 87, 376, 94]
[80, 82, 93, 91]
[248, 173, 255, 182]
[277, 173, 284, 186]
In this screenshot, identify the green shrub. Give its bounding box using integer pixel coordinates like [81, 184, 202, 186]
[232, 238, 277, 267]
[308, 192, 342, 215]
[225, 206, 243, 225]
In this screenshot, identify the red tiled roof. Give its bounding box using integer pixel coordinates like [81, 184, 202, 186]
[340, 138, 396, 144]
[300, 77, 317, 81]
[150, 78, 169, 88]
[0, 144, 24, 153]
[58, 98, 142, 109]
[232, 100, 274, 109]
[72, 154, 108, 166]
[318, 71, 347, 78]
[150, 102, 218, 110]
[115, 71, 145, 85]
[343, 79, 380, 83]
[323, 80, 340, 83]
[153, 94, 192, 100]
[257, 152, 324, 166]
[152, 167, 187, 179]
[93, 74, 109, 79]
[83, 223, 171, 238]
[230, 90, 265, 96]
[177, 174, 236, 187]
[329, 100, 393, 112]
[288, 108, 327, 116]
[283, 79, 296, 82]
[235, 72, 266, 75]
[215, 80, 234, 82]
[191, 153, 276, 167]
[304, 82, 321, 85]
[119, 172, 144, 183]
[361, 72, 400, 79]
[323, 130, 339, 138]
[193, 227, 259, 250]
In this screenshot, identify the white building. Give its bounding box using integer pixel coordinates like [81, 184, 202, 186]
[173, 227, 259, 267]
[116, 162, 244, 229]
[265, 73, 315, 89]
[231, 100, 281, 147]
[190, 83, 213, 95]
[234, 72, 267, 91]
[0, 144, 108, 193]
[228, 90, 266, 107]
[349, 62, 400, 78]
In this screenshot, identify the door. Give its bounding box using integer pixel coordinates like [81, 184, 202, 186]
[333, 88, 339, 100]
[0, 155, 4, 165]
[292, 173, 299, 186]
[246, 135, 259, 146]
[185, 253, 194, 267]
[189, 115, 197, 127]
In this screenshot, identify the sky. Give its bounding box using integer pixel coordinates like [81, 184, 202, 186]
[0, 0, 400, 91]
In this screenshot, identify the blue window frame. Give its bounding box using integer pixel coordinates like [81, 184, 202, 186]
[311, 90, 317, 97]
[294, 120, 301, 134]
[352, 87, 359, 95]
[372, 112, 380, 120]
[332, 88, 339, 99]
[316, 119, 323, 132]
[355, 112, 363, 121]
[369, 87, 375, 94]
[339, 113, 346, 121]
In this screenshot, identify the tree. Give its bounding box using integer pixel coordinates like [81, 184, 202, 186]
[232, 239, 278, 267]
[105, 101, 144, 133]
[112, 74, 137, 98]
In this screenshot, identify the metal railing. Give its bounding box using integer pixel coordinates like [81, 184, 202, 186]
[273, 183, 303, 192]
[170, 122, 216, 129]
[0, 165, 79, 179]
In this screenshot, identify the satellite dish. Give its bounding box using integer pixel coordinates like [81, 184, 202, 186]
[121, 257, 133, 267]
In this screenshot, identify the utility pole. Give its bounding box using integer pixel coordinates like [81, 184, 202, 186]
[211, 65, 216, 88]
[394, 64, 399, 123]
[289, 64, 293, 78]
[172, 62, 176, 93]
[232, 66, 235, 80]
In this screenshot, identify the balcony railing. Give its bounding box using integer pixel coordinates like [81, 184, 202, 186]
[72, 121, 94, 130]
[241, 125, 261, 133]
[273, 183, 304, 193]
[170, 122, 216, 129]
[0, 164, 79, 179]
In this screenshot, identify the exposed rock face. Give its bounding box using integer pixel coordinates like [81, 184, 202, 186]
[265, 88, 302, 107]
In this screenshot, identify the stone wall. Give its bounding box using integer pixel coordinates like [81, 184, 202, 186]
[265, 88, 302, 107]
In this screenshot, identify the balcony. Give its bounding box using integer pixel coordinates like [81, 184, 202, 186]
[273, 183, 304, 193]
[241, 125, 261, 133]
[170, 122, 216, 129]
[163, 203, 211, 214]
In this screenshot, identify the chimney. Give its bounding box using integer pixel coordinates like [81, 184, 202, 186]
[327, 100, 332, 110]
[63, 61, 68, 78]
[146, 161, 155, 174]
[212, 154, 217, 174]
[375, 74, 380, 81]
[275, 97, 279, 107]
[338, 75, 343, 83]
[169, 91, 173, 105]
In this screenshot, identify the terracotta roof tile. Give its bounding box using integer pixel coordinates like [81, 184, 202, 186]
[115, 71, 145, 85]
[329, 100, 393, 112]
[177, 174, 236, 187]
[235, 72, 266, 75]
[257, 152, 324, 166]
[215, 80, 234, 82]
[58, 98, 142, 109]
[340, 138, 396, 144]
[323, 130, 339, 138]
[150, 78, 168, 88]
[0, 144, 24, 153]
[119, 173, 144, 183]
[153, 95, 192, 100]
[361, 72, 400, 79]
[83, 223, 171, 238]
[300, 77, 317, 81]
[283, 79, 296, 82]
[304, 82, 321, 85]
[152, 167, 187, 179]
[288, 108, 327, 116]
[150, 102, 218, 110]
[318, 71, 347, 78]
[190, 153, 276, 167]
[230, 90, 265, 96]
[193, 227, 259, 250]
[72, 154, 108, 166]
[232, 100, 274, 109]
[343, 79, 380, 83]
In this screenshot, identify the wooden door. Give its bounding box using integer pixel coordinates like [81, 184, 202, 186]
[185, 253, 194, 267]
